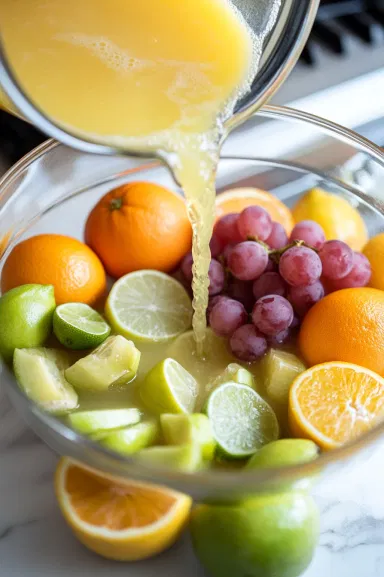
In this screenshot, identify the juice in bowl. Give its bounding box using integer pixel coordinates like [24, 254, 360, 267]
[1, 3, 384, 577]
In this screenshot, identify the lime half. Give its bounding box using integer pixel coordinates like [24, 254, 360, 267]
[53, 303, 111, 350]
[140, 358, 198, 415]
[105, 270, 192, 342]
[206, 383, 279, 459]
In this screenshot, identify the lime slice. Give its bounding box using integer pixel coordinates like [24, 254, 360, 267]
[0, 284, 55, 363]
[68, 408, 141, 435]
[100, 421, 159, 455]
[205, 383, 279, 459]
[65, 335, 140, 391]
[161, 413, 216, 460]
[53, 303, 111, 350]
[135, 443, 202, 472]
[140, 358, 198, 415]
[13, 347, 78, 415]
[105, 270, 192, 342]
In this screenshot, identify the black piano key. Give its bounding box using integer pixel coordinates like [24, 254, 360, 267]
[312, 21, 346, 54]
[337, 13, 379, 43]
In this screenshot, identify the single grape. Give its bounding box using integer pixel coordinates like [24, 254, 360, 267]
[253, 272, 286, 300]
[326, 252, 371, 291]
[288, 281, 324, 317]
[290, 220, 326, 249]
[266, 222, 288, 249]
[208, 259, 225, 296]
[214, 214, 242, 246]
[230, 324, 268, 362]
[237, 206, 272, 241]
[228, 241, 268, 281]
[268, 328, 290, 347]
[181, 252, 193, 282]
[207, 295, 231, 319]
[265, 257, 277, 272]
[209, 298, 248, 338]
[290, 314, 300, 329]
[279, 246, 322, 287]
[227, 279, 255, 312]
[221, 243, 235, 264]
[252, 295, 294, 336]
[210, 234, 223, 259]
[319, 240, 354, 280]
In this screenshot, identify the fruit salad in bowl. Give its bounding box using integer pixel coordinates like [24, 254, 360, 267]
[1, 107, 384, 575]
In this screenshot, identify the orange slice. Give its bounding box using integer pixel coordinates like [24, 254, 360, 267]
[289, 362, 384, 450]
[216, 187, 294, 233]
[55, 458, 192, 561]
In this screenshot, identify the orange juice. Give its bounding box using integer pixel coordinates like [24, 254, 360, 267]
[0, 0, 258, 352]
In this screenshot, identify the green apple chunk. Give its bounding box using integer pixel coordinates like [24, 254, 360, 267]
[68, 408, 141, 435]
[161, 413, 216, 460]
[100, 421, 159, 455]
[135, 443, 202, 472]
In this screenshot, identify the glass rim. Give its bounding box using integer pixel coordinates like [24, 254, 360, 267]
[1, 103, 384, 492]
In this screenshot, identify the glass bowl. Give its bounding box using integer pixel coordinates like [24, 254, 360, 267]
[1, 104, 384, 502]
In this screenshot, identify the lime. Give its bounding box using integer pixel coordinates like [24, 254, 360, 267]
[161, 413, 216, 460]
[105, 270, 192, 342]
[13, 347, 78, 414]
[53, 303, 110, 350]
[0, 284, 55, 363]
[100, 421, 159, 455]
[190, 492, 320, 577]
[68, 408, 141, 435]
[65, 335, 140, 391]
[205, 383, 279, 458]
[140, 358, 198, 415]
[135, 443, 202, 472]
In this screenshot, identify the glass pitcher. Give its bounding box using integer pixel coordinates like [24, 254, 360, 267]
[0, 0, 320, 156]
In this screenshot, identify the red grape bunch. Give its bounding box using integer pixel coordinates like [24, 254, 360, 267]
[180, 204, 371, 363]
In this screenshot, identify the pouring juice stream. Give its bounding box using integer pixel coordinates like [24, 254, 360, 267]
[0, 0, 263, 353]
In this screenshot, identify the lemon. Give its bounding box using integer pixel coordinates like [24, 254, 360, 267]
[140, 358, 198, 415]
[292, 187, 367, 251]
[53, 303, 111, 350]
[191, 492, 320, 577]
[105, 270, 192, 342]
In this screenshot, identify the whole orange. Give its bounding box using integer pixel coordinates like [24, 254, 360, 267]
[299, 287, 384, 376]
[85, 182, 192, 278]
[1, 234, 106, 306]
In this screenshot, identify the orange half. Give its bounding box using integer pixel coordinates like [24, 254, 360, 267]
[55, 458, 192, 561]
[289, 362, 384, 450]
[216, 187, 294, 233]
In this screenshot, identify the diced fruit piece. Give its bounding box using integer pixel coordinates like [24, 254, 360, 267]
[100, 422, 159, 456]
[0, 284, 55, 363]
[135, 444, 202, 472]
[68, 408, 141, 435]
[140, 358, 198, 415]
[262, 349, 306, 406]
[205, 383, 279, 458]
[191, 493, 319, 577]
[53, 303, 111, 350]
[289, 361, 384, 449]
[65, 335, 140, 391]
[209, 363, 255, 391]
[246, 439, 319, 469]
[55, 457, 192, 561]
[161, 413, 216, 460]
[105, 270, 192, 342]
[13, 347, 77, 414]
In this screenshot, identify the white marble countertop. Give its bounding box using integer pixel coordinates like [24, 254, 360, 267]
[1, 384, 384, 577]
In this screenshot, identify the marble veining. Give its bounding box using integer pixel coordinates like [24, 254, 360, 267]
[1, 390, 384, 577]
